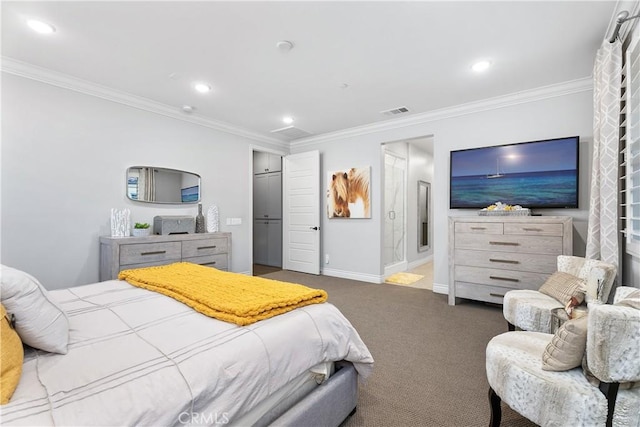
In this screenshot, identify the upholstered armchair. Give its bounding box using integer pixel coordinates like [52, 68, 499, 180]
[486, 287, 640, 427]
[503, 255, 617, 333]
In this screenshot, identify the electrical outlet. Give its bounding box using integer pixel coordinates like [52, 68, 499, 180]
[325, 254, 330, 264]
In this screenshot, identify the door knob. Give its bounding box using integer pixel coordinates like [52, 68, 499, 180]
[310, 226, 319, 230]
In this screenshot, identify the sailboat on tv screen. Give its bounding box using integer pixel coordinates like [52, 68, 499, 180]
[486, 157, 504, 179]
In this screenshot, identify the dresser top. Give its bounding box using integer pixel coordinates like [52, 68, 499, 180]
[100, 232, 231, 244]
[449, 215, 572, 223]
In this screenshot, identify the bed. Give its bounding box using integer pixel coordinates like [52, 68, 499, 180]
[0, 264, 374, 426]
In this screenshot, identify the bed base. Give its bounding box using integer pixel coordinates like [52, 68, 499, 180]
[268, 361, 358, 427]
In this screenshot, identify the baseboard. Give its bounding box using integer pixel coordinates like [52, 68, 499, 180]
[383, 262, 408, 277]
[321, 268, 384, 284]
[432, 282, 448, 295]
[407, 255, 433, 270]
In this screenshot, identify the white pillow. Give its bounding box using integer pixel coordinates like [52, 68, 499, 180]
[0, 265, 69, 354]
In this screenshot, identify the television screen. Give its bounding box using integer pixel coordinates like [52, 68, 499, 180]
[181, 185, 199, 203]
[450, 136, 579, 209]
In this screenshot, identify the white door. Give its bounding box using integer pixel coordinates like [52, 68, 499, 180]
[283, 151, 320, 274]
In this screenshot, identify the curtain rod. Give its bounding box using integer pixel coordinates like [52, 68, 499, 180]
[609, 10, 640, 43]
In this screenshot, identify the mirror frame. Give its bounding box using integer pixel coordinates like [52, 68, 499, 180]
[418, 180, 430, 252]
[126, 166, 201, 204]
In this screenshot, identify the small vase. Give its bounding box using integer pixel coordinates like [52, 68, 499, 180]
[195, 203, 205, 233]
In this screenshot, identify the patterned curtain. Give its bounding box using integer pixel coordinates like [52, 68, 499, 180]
[586, 40, 622, 268]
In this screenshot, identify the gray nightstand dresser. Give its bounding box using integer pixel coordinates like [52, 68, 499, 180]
[100, 232, 231, 281]
[448, 216, 572, 305]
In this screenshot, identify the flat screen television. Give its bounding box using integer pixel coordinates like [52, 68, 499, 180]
[180, 185, 199, 203]
[449, 136, 579, 209]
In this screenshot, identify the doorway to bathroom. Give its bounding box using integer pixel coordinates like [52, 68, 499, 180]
[382, 137, 434, 279]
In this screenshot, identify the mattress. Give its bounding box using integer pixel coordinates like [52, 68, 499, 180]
[0, 280, 373, 426]
[231, 362, 333, 427]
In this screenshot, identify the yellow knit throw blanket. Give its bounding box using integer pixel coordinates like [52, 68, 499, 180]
[118, 262, 328, 326]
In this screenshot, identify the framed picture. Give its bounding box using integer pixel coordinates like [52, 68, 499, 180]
[327, 166, 371, 218]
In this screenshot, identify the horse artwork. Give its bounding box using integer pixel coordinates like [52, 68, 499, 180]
[327, 166, 371, 218]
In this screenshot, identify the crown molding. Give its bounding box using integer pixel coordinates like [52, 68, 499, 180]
[290, 77, 592, 148]
[2, 56, 593, 152]
[1, 56, 287, 149]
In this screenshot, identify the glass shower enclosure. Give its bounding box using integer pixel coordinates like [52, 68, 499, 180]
[384, 152, 406, 267]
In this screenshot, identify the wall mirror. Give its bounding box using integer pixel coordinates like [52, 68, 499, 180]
[126, 166, 200, 204]
[418, 180, 430, 252]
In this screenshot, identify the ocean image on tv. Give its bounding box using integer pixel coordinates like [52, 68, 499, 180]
[450, 137, 578, 208]
[451, 170, 577, 208]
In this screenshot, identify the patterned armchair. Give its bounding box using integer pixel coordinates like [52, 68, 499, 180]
[502, 255, 617, 333]
[486, 287, 640, 427]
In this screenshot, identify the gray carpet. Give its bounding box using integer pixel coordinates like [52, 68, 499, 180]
[263, 270, 538, 427]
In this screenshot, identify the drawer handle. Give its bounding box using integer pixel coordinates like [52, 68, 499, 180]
[490, 275, 520, 282]
[140, 250, 166, 256]
[522, 227, 543, 232]
[197, 245, 217, 250]
[201, 261, 217, 266]
[489, 241, 519, 246]
[489, 258, 520, 264]
[489, 293, 506, 298]
[470, 227, 486, 230]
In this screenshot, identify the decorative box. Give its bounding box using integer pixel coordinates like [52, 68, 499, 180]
[153, 215, 195, 235]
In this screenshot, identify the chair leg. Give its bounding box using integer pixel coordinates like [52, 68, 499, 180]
[507, 322, 515, 331]
[488, 387, 502, 427]
[599, 382, 620, 427]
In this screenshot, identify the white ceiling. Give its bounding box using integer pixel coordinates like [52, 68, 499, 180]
[1, 1, 618, 142]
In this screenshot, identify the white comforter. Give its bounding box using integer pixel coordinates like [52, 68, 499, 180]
[1, 280, 373, 426]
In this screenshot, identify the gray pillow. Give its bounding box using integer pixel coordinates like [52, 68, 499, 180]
[0, 265, 69, 354]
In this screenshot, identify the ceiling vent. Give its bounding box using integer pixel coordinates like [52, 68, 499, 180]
[270, 126, 312, 139]
[381, 106, 410, 116]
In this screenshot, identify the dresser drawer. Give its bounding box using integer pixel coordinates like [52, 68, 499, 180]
[184, 254, 228, 270]
[182, 238, 228, 258]
[454, 249, 557, 274]
[455, 222, 503, 234]
[454, 265, 548, 290]
[118, 260, 175, 273]
[455, 233, 564, 255]
[455, 282, 512, 304]
[504, 222, 564, 236]
[120, 242, 181, 265]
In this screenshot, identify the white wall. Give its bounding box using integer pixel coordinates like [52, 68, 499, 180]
[292, 88, 593, 289]
[0, 73, 281, 289]
[1, 71, 596, 291]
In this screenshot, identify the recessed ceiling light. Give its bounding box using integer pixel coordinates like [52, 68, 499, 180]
[282, 116, 294, 125]
[193, 82, 211, 93]
[471, 60, 492, 72]
[27, 19, 56, 34]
